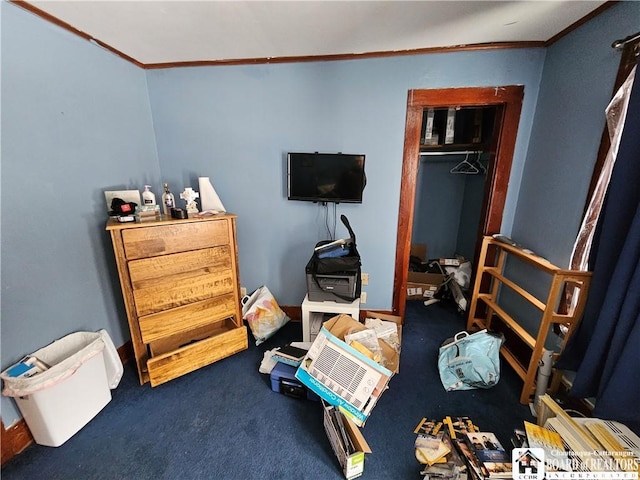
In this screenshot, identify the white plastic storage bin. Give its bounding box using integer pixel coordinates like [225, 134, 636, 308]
[1, 331, 121, 447]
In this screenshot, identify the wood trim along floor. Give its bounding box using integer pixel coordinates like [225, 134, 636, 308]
[1, 418, 34, 466]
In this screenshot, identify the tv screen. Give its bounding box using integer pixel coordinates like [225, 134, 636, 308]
[287, 152, 366, 203]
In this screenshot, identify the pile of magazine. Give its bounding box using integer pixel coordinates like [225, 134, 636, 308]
[414, 416, 512, 480]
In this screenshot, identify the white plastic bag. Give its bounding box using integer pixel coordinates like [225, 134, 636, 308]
[241, 286, 290, 345]
[1, 332, 105, 398]
[98, 329, 123, 389]
[447, 261, 472, 289]
[365, 317, 401, 352]
[1, 330, 123, 397]
[344, 328, 383, 364]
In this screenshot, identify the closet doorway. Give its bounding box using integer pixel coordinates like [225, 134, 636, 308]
[392, 86, 524, 318]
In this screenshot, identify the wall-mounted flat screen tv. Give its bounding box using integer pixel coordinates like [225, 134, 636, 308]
[287, 152, 366, 203]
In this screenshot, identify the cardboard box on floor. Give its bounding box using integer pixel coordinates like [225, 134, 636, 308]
[323, 401, 371, 480]
[407, 271, 446, 300]
[309, 312, 401, 478]
[295, 314, 400, 427]
[408, 244, 446, 299]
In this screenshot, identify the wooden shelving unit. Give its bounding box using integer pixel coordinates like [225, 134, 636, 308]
[467, 236, 592, 404]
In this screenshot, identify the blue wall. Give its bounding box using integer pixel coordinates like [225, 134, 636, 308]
[503, 1, 640, 336]
[146, 49, 545, 308]
[1, 0, 637, 426]
[413, 158, 469, 259]
[512, 1, 640, 264]
[1, 2, 159, 424]
[413, 152, 489, 261]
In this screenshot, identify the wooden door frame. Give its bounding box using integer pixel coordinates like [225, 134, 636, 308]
[392, 86, 524, 318]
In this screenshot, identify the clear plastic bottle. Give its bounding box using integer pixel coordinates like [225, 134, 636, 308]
[142, 185, 156, 205]
[161, 183, 175, 216]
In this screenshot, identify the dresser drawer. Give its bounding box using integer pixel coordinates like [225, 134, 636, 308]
[147, 323, 248, 387]
[122, 219, 230, 260]
[138, 294, 238, 344]
[129, 246, 235, 316]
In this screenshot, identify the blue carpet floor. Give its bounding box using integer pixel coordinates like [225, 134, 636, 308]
[2, 301, 535, 479]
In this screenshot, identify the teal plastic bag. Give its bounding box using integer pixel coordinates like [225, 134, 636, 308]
[438, 330, 504, 391]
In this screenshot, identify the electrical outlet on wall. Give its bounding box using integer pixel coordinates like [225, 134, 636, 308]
[361, 273, 369, 286]
[104, 190, 141, 214]
[240, 286, 247, 297]
[360, 292, 367, 304]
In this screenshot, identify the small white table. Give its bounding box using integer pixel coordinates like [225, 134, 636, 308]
[301, 294, 360, 342]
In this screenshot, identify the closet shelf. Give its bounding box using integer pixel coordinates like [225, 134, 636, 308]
[419, 145, 484, 155]
[420, 140, 486, 149]
[420, 150, 482, 158]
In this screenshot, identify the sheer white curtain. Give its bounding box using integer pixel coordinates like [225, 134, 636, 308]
[569, 66, 636, 272]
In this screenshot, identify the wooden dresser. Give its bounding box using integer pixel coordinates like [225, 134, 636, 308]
[106, 214, 248, 387]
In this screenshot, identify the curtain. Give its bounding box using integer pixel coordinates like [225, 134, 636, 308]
[558, 60, 640, 430]
[569, 68, 636, 272]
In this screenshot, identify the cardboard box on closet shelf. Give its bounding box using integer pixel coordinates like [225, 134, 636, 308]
[323, 401, 372, 480]
[406, 272, 446, 300]
[295, 314, 399, 427]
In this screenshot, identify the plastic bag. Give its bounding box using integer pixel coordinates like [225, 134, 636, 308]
[444, 261, 472, 289]
[437, 329, 504, 392]
[364, 317, 401, 353]
[1, 332, 106, 398]
[344, 328, 383, 364]
[241, 286, 290, 345]
[98, 329, 124, 389]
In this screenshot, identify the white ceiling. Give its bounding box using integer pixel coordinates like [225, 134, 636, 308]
[24, 1, 609, 66]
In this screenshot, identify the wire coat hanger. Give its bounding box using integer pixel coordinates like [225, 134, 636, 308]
[472, 151, 486, 174]
[450, 152, 479, 174]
